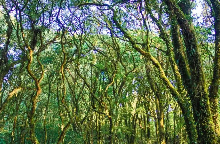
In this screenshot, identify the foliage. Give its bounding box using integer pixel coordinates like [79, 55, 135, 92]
[0, 0, 220, 143]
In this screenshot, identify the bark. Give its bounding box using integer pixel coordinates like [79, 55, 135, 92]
[146, 64, 165, 144]
[169, 11, 200, 144]
[25, 29, 43, 144]
[130, 114, 137, 144]
[163, 0, 217, 142]
[174, 106, 176, 144]
[208, 0, 220, 136]
[154, 101, 159, 143]
[57, 121, 71, 144]
[0, 87, 22, 113]
[108, 115, 113, 144]
[0, 7, 12, 104]
[165, 100, 170, 143]
[146, 5, 197, 143]
[44, 77, 51, 144]
[170, 15, 191, 94]
[147, 113, 150, 139]
[144, 100, 151, 140]
[178, 0, 191, 16]
[27, 50, 43, 144]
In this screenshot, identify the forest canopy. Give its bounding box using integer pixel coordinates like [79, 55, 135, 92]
[0, 0, 220, 143]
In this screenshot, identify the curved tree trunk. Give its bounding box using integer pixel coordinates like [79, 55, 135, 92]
[57, 121, 71, 144]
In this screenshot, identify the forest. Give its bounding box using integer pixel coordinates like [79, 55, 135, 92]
[0, 0, 220, 143]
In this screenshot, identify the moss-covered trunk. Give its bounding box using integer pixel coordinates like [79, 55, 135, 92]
[169, 10, 198, 144]
[163, 0, 217, 142]
[208, 0, 220, 136]
[146, 64, 165, 144]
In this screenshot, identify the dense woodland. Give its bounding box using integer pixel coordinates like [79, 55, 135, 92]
[0, 0, 220, 143]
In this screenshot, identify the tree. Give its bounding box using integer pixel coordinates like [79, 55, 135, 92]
[0, 0, 219, 143]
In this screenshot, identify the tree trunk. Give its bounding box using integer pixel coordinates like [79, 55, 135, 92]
[163, 0, 217, 142]
[57, 121, 71, 144]
[165, 101, 170, 143]
[108, 115, 113, 144]
[146, 64, 165, 144]
[208, 0, 220, 137]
